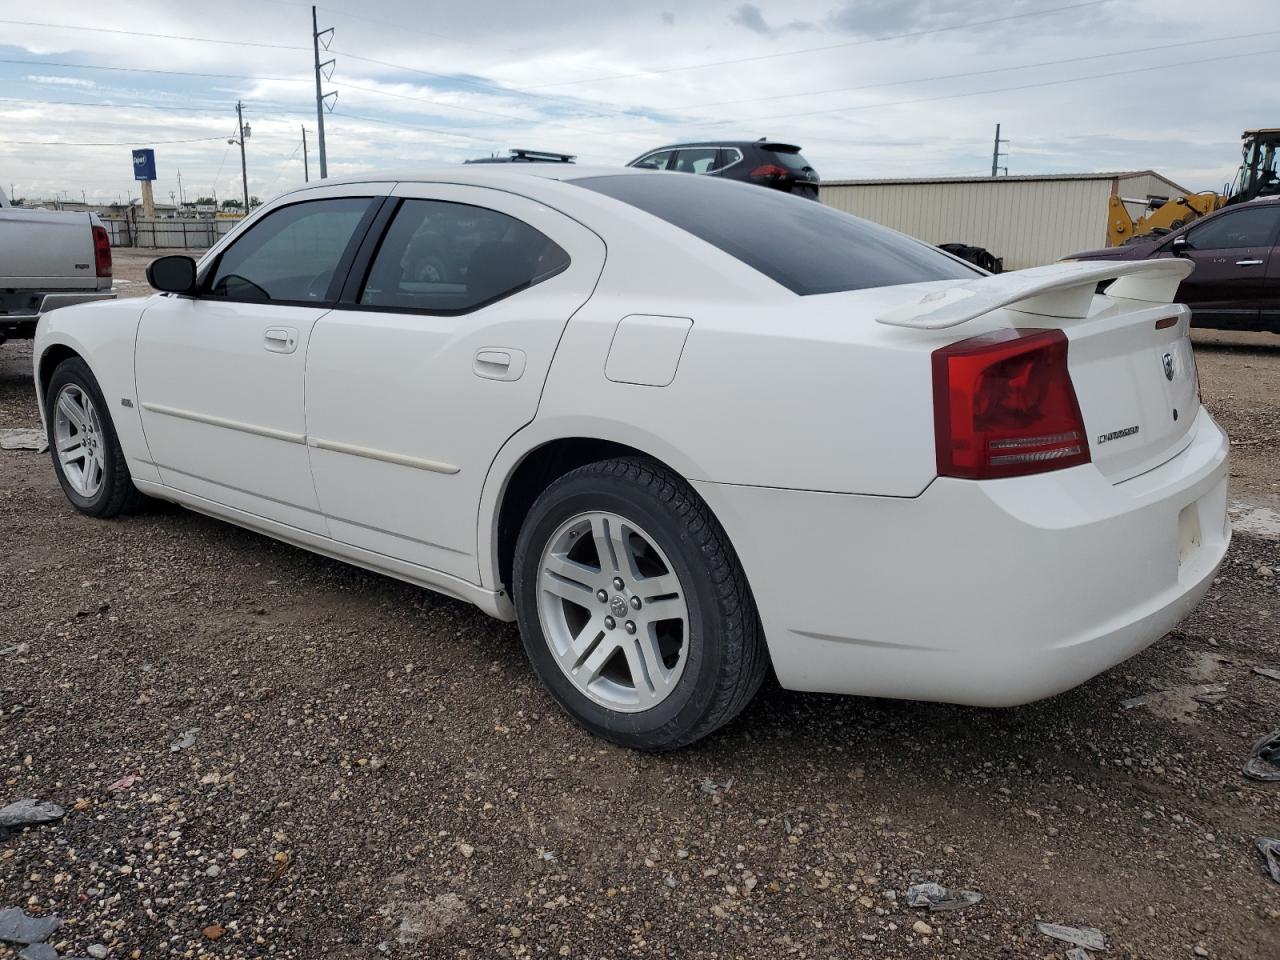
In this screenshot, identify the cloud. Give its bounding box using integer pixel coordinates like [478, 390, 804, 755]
[730, 3, 815, 38]
[0, 0, 1268, 200]
[24, 74, 96, 88]
[827, 0, 993, 36]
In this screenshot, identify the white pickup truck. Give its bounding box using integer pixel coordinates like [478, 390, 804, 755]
[0, 187, 115, 346]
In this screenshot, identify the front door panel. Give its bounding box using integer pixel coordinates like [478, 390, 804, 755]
[1172, 204, 1280, 328]
[135, 297, 331, 532]
[305, 184, 606, 581]
[133, 188, 388, 533]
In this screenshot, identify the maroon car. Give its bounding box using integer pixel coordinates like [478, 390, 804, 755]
[1069, 195, 1280, 333]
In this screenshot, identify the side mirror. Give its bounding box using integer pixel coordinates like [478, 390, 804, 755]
[146, 255, 198, 294]
[1169, 235, 1190, 256]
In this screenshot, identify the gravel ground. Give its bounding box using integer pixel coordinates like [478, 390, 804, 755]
[0, 253, 1277, 959]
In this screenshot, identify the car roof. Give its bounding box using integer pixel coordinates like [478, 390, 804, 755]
[269, 165, 661, 206]
[293, 165, 638, 190]
[634, 140, 802, 153]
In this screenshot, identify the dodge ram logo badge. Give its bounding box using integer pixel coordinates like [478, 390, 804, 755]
[1163, 352, 1175, 381]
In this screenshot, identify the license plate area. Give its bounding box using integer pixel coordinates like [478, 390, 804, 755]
[1178, 500, 1203, 570]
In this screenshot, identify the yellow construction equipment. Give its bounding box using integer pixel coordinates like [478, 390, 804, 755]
[1107, 128, 1280, 246]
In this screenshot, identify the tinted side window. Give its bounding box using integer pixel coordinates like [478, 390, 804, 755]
[672, 148, 719, 174]
[574, 174, 978, 295]
[207, 198, 373, 302]
[1185, 206, 1280, 250]
[712, 147, 742, 172]
[631, 151, 672, 170]
[359, 199, 570, 313]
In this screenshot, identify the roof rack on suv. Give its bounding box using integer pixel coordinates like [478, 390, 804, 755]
[511, 148, 575, 162]
[463, 149, 576, 164]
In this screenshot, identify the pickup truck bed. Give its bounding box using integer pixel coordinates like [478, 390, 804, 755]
[0, 191, 115, 343]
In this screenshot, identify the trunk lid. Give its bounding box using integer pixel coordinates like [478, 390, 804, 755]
[1064, 303, 1199, 482]
[875, 258, 1201, 484]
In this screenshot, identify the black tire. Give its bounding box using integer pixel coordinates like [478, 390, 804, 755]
[45, 356, 145, 518]
[512, 457, 767, 750]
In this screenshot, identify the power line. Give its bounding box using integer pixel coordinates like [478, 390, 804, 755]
[327, 109, 495, 145]
[701, 46, 1278, 127]
[0, 96, 298, 115]
[337, 80, 652, 143]
[7, 136, 229, 146]
[0, 58, 311, 83]
[328, 48, 667, 126]
[523, 0, 1113, 89]
[0, 18, 308, 50]
[319, 6, 499, 51]
[665, 28, 1280, 113]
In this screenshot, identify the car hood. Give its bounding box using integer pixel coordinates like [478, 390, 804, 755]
[1066, 236, 1163, 262]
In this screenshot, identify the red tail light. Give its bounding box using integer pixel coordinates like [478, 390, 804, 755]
[749, 164, 788, 179]
[932, 328, 1090, 480]
[92, 225, 112, 278]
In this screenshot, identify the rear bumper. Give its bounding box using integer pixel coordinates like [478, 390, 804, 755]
[38, 290, 116, 314]
[693, 407, 1230, 706]
[1, 291, 116, 339]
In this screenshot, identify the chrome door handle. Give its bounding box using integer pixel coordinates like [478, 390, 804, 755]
[1235, 259, 1264, 266]
[473, 347, 526, 381]
[264, 327, 298, 354]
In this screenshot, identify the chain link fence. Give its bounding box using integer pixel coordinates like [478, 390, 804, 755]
[101, 218, 238, 250]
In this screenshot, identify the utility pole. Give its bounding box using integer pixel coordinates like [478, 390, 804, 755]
[176, 168, 185, 208]
[302, 126, 310, 182]
[312, 6, 336, 179]
[229, 100, 251, 214]
[990, 123, 1009, 177]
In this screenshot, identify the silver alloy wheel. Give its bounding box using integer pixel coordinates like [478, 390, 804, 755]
[53, 383, 105, 498]
[537, 511, 690, 713]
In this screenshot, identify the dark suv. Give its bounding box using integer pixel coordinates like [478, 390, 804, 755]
[626, 139, 820, 199]
[1068, 196, 1280, 333]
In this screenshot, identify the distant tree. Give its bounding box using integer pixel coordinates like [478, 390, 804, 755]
[220, 199, 243, 210]
[193, 196, 216, 205]
[249, 196, 263, 209]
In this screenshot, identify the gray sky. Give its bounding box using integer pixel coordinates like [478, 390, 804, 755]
[1, 0, 1275, 204]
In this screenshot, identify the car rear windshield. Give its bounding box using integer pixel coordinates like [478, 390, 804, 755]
[573, 174, 978, 295]
[762, 146, 812, 171]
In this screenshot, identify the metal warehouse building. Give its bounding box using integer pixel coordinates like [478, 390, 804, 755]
[820, 171, 1190, 270]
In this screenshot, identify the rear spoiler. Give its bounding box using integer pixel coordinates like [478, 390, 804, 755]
[876, 258, 1193, 330]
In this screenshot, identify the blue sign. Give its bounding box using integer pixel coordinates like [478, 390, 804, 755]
[132, 148, 157, 182]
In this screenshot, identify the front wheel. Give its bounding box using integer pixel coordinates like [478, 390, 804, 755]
[513, 457, 767, 750]
[45, 357, 145, 518]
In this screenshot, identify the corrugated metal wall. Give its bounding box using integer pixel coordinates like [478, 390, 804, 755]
[821, 178, 1117, 269]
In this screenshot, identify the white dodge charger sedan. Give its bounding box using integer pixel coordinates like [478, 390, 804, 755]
[33, 166, 1229, 749]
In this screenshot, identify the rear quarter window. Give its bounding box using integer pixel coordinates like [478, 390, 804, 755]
[573, 174, 978, 295]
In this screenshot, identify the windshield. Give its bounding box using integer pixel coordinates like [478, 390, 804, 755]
[574, 174, 978, 296]
[1234, 135, 1280, 199]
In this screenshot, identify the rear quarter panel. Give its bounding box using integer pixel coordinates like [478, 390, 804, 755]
[535, 290, 940, 495]
[35, 298, 159, 484]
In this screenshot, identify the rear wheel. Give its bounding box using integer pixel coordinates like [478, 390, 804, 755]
[45, 357, 145, 518]
[513, 457, 767, 750]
